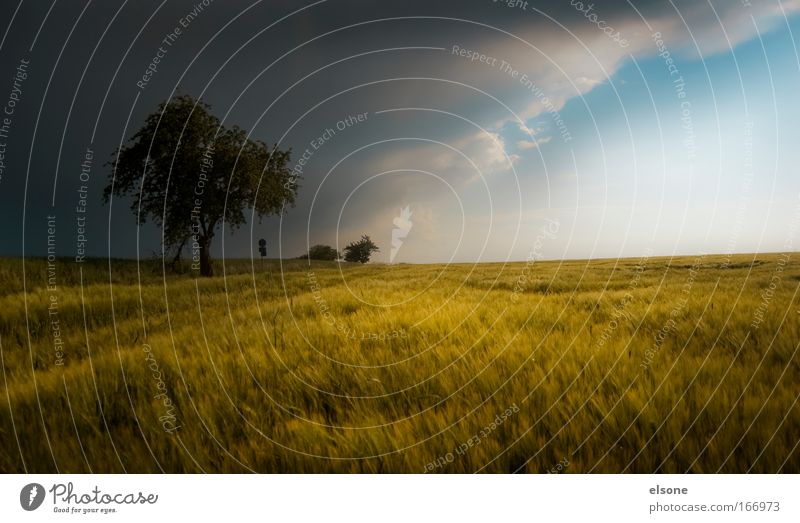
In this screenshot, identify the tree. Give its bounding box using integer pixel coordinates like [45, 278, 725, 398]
[104, 95, 298, 276]
[299, 244, 339, 261]
[343, 235, 379, 264]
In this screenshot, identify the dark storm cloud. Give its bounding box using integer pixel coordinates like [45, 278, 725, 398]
[0, 0, 796, 261]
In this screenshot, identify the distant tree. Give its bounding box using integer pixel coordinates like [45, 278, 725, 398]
[103, 95, 298, 277]
[343, 235, 379, 264]
[299, 244, 339, 261]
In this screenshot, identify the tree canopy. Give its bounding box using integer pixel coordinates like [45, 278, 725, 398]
[104, 95, 298, 276]
[343, 235, 379, 264]
[299, 244, 339, 261]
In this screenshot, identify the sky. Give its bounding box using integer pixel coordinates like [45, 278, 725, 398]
[1, 0, 799, 264]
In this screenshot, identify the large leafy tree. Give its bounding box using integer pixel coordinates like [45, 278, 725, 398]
[104, 95, 297, 276]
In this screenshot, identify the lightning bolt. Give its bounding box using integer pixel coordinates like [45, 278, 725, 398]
[28, 486, 37, 507]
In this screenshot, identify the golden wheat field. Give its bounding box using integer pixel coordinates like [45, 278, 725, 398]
[0, 253, 798, 473]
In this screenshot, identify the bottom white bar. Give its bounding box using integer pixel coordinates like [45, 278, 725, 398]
[1, 474, 796, 522]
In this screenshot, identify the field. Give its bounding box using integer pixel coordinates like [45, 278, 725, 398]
[0, 253, 798, 473]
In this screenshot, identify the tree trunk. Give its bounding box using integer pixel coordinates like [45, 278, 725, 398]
[199, 236, 213, 277]
[171, 237, 187, 273]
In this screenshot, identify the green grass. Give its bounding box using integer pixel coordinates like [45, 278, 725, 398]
[0, 253, 798, 473]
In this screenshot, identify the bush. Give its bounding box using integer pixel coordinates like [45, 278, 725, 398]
[343, 235, 379, 264]
[300, 244, 339, 261]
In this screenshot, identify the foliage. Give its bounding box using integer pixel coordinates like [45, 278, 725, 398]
[342, 234, 379, 264]
[103, 95, 297, 276]
[299, 244, 339, 261]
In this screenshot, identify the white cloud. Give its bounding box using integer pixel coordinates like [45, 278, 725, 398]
[517, 136, 552, 150]
[466, 1, 800, 131]
[372, 128, 519, 182]
[326, 1, 800, 262]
